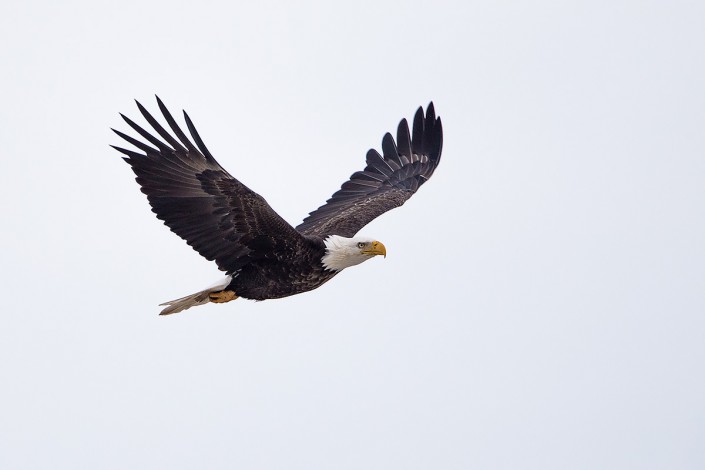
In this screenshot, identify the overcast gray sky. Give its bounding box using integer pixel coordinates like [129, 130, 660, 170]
[1, 0, 704, 468]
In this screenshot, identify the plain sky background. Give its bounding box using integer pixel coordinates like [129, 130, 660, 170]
[1, 0, 704, 468]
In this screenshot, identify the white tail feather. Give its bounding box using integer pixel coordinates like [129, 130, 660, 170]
[158, 276, 232, 315]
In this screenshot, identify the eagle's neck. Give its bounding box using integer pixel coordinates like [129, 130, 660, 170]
[321, 235, 367, 272]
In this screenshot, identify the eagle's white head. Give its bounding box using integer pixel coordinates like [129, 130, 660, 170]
[321, 235, 387, 272]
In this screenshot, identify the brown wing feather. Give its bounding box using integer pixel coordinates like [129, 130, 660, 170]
[113, 96, 307, 275]
[296, 103, 443, 238]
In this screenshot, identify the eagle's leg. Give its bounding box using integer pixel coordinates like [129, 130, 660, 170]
[209, 290, 238, 303]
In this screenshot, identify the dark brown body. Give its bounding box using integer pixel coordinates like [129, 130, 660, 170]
[224, 237, 337, 300]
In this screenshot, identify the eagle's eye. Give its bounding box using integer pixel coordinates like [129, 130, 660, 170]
[357, 242, 366, 248]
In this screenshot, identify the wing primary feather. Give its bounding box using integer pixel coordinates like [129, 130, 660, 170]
[120, 113, 172, 153]
[135, 100, 186, 153]
[381, 132, 402, 167]
[155, 96, 200, 154]
[396, 118, 413, 161]
[183, 111, 217, 164]
[111, 145, 143, 159]
[433, 118, 443, 162]
[111, 128, 159, 154]
[426, 102, 436, 121]
[422, 102, 436, 157]
[411, 106, 424, 156]
[365, 149, 394, 176]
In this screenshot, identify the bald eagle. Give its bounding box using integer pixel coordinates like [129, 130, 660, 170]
[113, 98, 443, 314]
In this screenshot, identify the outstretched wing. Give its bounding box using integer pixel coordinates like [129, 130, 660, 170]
[112, 97, 307, 275]
[296, 103, 443, 238]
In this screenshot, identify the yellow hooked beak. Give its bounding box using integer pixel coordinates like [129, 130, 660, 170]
[361, 240, 387, 258]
